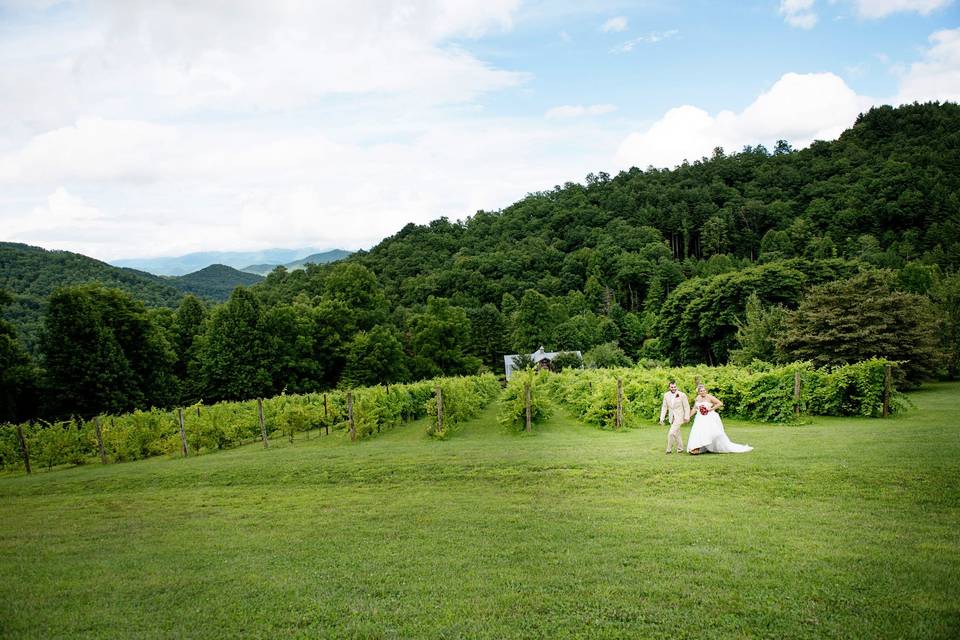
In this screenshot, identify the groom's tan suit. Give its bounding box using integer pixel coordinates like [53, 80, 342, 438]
[660, 390, 691, 453]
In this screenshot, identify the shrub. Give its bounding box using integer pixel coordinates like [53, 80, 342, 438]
[498, 370, 552, 432]
[544, 360, 898, 427]
[426, 374, 501, 438]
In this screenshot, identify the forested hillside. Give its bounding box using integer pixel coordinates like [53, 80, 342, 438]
[351, 101, 960, 308]
[2, 102, 958, 423]
[165, 264, 263, 301]
[0, 243, 185, 353]
[0, 244, 263, 353]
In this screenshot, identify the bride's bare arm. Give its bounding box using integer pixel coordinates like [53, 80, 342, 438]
[707, 394, 723, 410]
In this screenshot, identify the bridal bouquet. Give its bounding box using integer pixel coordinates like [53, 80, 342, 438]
[698, 405, 709, 416]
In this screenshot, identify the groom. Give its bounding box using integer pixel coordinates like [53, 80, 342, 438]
[659, 381, 691, 454]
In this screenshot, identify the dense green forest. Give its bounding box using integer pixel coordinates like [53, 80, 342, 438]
[2, 102, 958, 423]
[161, 264, 264, 300]
[0, 244, 263, 353]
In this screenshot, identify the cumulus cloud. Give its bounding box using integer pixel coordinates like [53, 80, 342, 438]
[895, 28, 960, 102]
[0, 1, 527, 133]
[616, 22, 960, 172]
[4, 188, 108, 251]
[780, 0, 818, 29]
[0, 118, 180, 184]
[0, 113, 615, 259]
[615, 72, 874, 169]
[545, 104, 617, 119]
[0, 1, 616, 260]
[600, 16, 628, 32]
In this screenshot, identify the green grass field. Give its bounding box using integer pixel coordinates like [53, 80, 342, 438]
[2, 384, 959, 639]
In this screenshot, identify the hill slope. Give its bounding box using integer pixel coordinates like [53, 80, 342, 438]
[0, 242, 186, 351]
[164, 264, 263, 301]
[0, 244, 265, 352]
[331, 102, 960, 309]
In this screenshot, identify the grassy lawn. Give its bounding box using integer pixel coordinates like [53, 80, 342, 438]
[1, 383, 959, 639]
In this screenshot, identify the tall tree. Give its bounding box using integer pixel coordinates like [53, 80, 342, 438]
[409, 297, 481, 376]
[510, 289, 556, 352]
[729, 293, 789, 365]
[466, 303, 508, 372]
[341, 325, 410, 387]
[658, 262, 807, 365]
[0, 290, 37, 422]
[196, 287, 274, 401]
[173, 295, 207, 401]
[40, 285, 175, 417]
[776, 271, 943, 386]
[929, 273, 960, 379]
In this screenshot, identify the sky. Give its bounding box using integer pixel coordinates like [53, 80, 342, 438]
[0, 0, 957, 261]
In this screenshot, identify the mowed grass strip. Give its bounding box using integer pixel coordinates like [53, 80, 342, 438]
[1, 384, 958, 639]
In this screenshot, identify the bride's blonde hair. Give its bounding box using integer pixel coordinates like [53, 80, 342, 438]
[696, 383, 707, 393]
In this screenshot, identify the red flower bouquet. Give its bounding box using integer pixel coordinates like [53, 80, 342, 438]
[698, 405, 709, 416]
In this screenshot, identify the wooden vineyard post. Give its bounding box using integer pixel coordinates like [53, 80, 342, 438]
[94, 416, 107, 464]
[177, 408, 189, 458]
[615, 378, 624, 430]
[16, 423, 30, 475]
[347, 392, 356, 441]
[883, 364, 893, 417]
[258, 398, 269, 448]
[323, 394, 329, 435]
[793, 370, 802, 420]
[436, 386, 444, 435]
[524, 382, 532, 433]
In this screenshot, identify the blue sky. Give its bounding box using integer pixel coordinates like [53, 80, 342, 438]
[0, 0, 956, 260]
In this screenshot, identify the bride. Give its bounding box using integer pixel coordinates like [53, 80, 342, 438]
[687, 384, 753, 455]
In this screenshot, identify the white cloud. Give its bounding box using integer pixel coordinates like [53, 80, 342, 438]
[611, 30, 679, 53]
[0, 114, 617, 259]
[2, 3, 957, 262]
[616, 23, 960, 172]
[0, 1, 527, 134]
[848, 0, 953, 19]
[545, 104, 617, 119]
[615, 72, 874, 169]
[0, 1, 614, 260]
[600, 16, 628, 32]
[780, 0, 818, 29]
[895, 28, 960, 103]
[4, 187, 109, 253]
[0, 118, 180, 184]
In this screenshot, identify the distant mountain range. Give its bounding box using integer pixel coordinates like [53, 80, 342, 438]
[111, 247, 351, 276]
[240, 249, 353, 275]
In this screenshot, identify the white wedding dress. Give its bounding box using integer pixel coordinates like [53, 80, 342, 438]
[686, 400, 753, 454]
